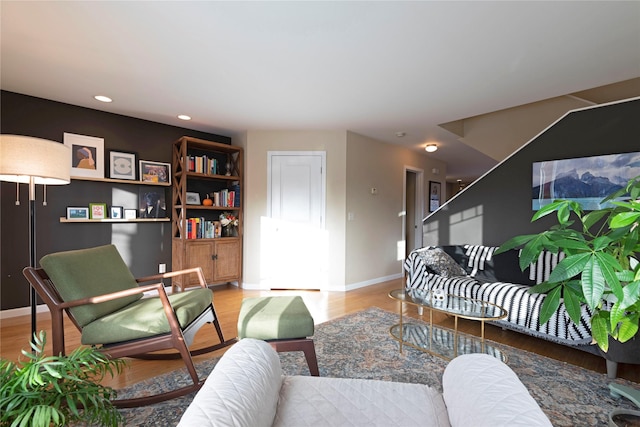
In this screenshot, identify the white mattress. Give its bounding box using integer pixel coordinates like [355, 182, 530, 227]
[274, 376, 450, 427]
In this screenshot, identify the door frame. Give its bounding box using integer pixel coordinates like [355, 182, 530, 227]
[403, 166, 424, 256]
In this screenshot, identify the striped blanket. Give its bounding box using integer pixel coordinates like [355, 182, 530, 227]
[404, 245, 593, 345]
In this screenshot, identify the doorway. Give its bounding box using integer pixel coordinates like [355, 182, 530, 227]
[404, 167, 424, 259]
[263, 151, 327, 289]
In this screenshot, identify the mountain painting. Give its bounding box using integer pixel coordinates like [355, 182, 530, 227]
[532, 151, 640, 210]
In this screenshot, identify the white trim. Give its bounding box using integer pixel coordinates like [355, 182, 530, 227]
[0, 304, 49, 319]
[345, 273, 403, 291]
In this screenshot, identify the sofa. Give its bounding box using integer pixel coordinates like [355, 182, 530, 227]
[403, 244, 639, 378]
[178, 338, 551, 427]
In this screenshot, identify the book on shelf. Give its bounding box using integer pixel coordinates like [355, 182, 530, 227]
[185, 155, 220, 175]
[186, 217, 221, 239]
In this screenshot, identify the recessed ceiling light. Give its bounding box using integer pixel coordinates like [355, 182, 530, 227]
[178, 115, 191, 121]
[425, 144, 438, 153]
[395, 131, 406, 137]
[94, 95, 112, 103]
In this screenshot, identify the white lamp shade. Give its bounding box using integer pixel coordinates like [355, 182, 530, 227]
[425, 144, 438, 153]
[0, 135, 71, 185]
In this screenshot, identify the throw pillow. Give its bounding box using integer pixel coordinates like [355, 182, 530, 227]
[417, 247, 467, 277]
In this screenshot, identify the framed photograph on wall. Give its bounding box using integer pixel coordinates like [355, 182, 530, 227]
[89, 203, 107, 219]
[140, 160, 171, 184]
[108, 150, 137, 180]
[63, 133, 105, 179]
[66, 207, 89, 220]
[429, 181, 441, 212]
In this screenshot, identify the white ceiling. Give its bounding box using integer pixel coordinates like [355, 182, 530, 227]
[2, 1, 639, 182]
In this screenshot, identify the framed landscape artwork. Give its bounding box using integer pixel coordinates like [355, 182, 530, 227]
[532, 151, 640, 210]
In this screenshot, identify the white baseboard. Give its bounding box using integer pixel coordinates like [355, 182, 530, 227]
[0, 304, 50, 320]
[345, 273, 402, 291]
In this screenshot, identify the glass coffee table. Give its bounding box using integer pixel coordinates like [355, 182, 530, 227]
[388, 288, 508, 362]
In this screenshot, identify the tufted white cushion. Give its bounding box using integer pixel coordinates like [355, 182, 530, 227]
[177, 339, 283, 427]
[442, 353, 552, 427]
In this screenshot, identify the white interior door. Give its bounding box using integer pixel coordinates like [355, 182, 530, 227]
[263, 152, 327, 289]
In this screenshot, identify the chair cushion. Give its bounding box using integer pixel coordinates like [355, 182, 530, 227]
[237, 296, 314, 340]
[81, 288, 213, 345]
[40, 245, 141, 326]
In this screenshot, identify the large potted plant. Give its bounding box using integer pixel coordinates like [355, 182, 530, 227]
[497, 175, 640, 352]
[0, 331, 126, 427]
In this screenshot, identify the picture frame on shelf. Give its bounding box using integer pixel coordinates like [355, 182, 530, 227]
[108, 150, 137, 180]
[429, 181, 441, 212]
[140, 160, 171, 184]
[64, 133, 105, 179]
[124, 209, 137, 220]
[66, 207, 89, 220]
[139, 188, 167, 218]
[110, 206, 124, 219]
[186, 192, 201, 205]
[89, 203, 107, 219]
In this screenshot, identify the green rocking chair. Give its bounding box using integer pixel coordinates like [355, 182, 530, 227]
[22, 244, 236, 407]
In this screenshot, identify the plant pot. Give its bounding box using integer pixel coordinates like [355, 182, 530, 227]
[222, 226, 237, 237]
[608, 409, 640, 427]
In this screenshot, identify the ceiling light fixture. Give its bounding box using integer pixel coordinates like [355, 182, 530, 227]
[178, 115, 191, 121]
[395, 132, 406, 137]
[94, 95, 112, 103]
[425, 144, 438, 153]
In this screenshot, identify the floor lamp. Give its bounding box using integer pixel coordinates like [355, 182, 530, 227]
[0, 135, 70, 342]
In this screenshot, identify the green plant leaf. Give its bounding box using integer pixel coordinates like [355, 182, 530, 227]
[563, 287, 583, 325]
[610, 212, 640, 228]
[539, 286, 561, 325]
[617, 315, 639, 342]
[495, 234, 538, 254]
[548, 253, 590, 283]
[591, 311, 610, 352]
[581, 255, 607, 309]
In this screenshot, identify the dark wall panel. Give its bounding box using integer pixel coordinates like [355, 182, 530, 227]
[425, 98, 640, 247]
[1, 91, 231, 310]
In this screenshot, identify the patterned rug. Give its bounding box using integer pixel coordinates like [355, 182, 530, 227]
[117, 307, 638, 426]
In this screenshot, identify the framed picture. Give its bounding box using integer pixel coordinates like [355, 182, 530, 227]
[139, 188, 167, 218]
[108, 150, 137, 180]
[186, 191, 201, 205]
[110, 206, 124, 219]
[89, 203, 107, 219]
[64, 133, 105, 179]
[429, 181, 441, 212]
[532, 151, 640, 211]
[140, 160, 171, 184]
[66, 207, 89, 220]
[124, 209, 137, 220]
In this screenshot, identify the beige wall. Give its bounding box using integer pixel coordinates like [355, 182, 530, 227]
[345, 132, 446, 288]
[238, 130, 347, 290]
[237, 130, 445, 291]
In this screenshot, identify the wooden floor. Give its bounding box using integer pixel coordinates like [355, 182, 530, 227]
[1, 278, 637, 390]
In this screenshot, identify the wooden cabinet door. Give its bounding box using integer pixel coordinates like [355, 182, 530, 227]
[213, 239, 240, 282]
[185, 240, 215, 284]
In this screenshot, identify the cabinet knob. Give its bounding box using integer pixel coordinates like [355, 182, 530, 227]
[211, 254, 218, 260]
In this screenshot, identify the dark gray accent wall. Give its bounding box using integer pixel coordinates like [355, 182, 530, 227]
[425, 98, 640, 247]
[1, 91, 231, 310]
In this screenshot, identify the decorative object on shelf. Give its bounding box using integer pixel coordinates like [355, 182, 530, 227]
[202, 193, 214, 206]
[139, 188, 167, 218]
[429, 180, 441, 212]
[124, 209, 137, 219]
[220, 212, 238, 237]
[0, 134, 70, 342]
[66, 206, 89, 220]
[89, 202, 107, 219]
[140, 160, 171, 184]
[63, 132, 105, 179]
[225, 161, 232, 176]
[186, 191, 201, 205]
[108, 150, 137, 180]
[110, 206, 124, 219]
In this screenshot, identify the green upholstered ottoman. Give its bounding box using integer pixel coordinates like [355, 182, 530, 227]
[237, 296, 319, 376]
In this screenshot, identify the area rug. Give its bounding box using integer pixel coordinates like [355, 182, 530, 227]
[117, 307, 638, 426]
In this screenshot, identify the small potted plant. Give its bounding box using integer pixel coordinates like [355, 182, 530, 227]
[0, 331, 126, 427]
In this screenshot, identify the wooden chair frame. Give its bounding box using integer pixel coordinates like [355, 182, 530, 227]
[22, 265, 236, 408]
